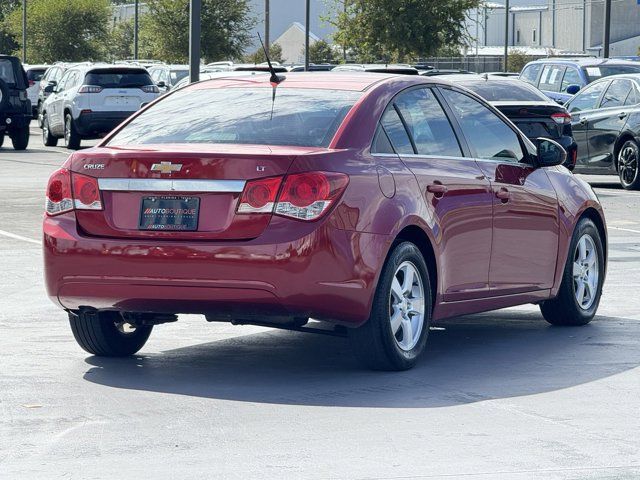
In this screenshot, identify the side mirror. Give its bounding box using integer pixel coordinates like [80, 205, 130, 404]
[157, 81, 166, 88]
[566, 84, 581, 95]
[536, 138, 567, 167]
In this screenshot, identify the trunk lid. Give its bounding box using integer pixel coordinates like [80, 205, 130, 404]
[70, 144, 326, 240]
[493, 101, 569, 140]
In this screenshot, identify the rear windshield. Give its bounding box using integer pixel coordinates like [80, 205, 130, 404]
[26, 68, 46, 81]
[584, 65, 640, 82]
[84, 68, 153, 88]
[108, 87, 362, 148]
[0, 59, 17, 84]
[461, 81, 549, 102]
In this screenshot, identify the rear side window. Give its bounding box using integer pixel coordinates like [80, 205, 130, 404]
[108, 87, 361, 148]
[583, 65, 640, 82]
[600, 79, 632, 108]
[539, 65, 565, 92]
[0, 59, 16, 84]
[380, 108, 414, 154]
[393, 88, 461, 157]
[440, 88, 524, 163]
[625, 84, 640, 105]
[84, 68, 153, 88]
[566, 81, 607, 113]
[520, 64, 541, 86]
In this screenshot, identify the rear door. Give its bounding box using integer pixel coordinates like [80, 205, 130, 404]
[439, 88, 559, 295]
[538, 64, 566, 103]
[585, 78, 633, 171]
[386, 86, 494, 301]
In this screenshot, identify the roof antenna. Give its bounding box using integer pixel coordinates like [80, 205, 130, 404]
[258, 32, 285, 86]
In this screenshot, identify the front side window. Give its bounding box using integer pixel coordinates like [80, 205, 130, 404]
[108, 87, 362, 148]
[393, 88, 461, 157]
[440, 88, 525, 163]
[600, 79, 632, 108]
[625, 84, 640, 106]
[561, 68, 582, 93]
[56, 71, 73, 92]
[520, 64, 542, 86]
[566, 81, 607, 113]
[539, 65, 565, 92]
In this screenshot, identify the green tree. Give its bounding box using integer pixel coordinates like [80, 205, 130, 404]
[0, 0, 20, 54]
[508, 49, 534, 73]
[243, 43, 283, 64]
[107, 19, 135, 62]
[4, 0, 110, 63]
[140, 0, 254, 63]
[307, 40, 340, 64]
[326, 0, 479, 63]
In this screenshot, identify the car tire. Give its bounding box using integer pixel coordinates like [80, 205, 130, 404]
[36, 101, 43, 127]
[618, 139, 640, 190]
[540, 218, 604, 326]
[69, 311, 153, 356]
[10, 125, 29, 150]
[348, 241, 432, 371]
[42, 113, 58, 147]
[64, 113, 81, 150]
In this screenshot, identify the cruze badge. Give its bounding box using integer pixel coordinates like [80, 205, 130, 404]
[151, 162, 183, 174]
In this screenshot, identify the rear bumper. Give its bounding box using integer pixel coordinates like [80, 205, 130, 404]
[0, 112, 32, 130]
[43, 213, 390, 326]
[74, 111, 135, 137]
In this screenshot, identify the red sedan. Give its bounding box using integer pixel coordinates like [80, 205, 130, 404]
[43, 73, 607, 370]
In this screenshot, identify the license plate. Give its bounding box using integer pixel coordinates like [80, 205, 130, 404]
[139, 196, 199, 231]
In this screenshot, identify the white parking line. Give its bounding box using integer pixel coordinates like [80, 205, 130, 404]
[609, 226, 640, 235]
[0, 229, 41, 245]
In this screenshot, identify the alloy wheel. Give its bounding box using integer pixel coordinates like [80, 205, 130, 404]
[389, 261, 425, 351]
[42, 117, 49, 143]
[619, 143, 639, 187]
[573, 234, 599, 310]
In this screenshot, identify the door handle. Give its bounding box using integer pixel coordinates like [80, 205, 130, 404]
[495, 187, 510, 203]
[579, 117, 588, 125]
[426, 182, 448, 197]
[618, 112, 628, 120]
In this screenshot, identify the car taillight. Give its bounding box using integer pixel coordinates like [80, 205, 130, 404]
[140, 85, 160, 93]
[45, 168, 73, 215]
[237, 176, 283, 213]
[28, 80, 35, 87]
[45, 169, 102, 216]
[78, 85, 103, 94]
[72, 173, 102, 210]
[276, 172, 349, 221]
[551, 112, 571, 124]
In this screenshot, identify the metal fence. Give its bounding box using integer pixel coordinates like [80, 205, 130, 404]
[421, 56, 504, 73]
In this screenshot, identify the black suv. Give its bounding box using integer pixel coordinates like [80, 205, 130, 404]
[0, 55, 31, 150]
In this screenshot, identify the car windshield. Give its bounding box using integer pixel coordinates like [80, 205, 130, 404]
[461, 81, 549, 102]
[170, 70, 189, 83]
[584, 65, 640, 81]
[84, 68, 153, 88]
[108, 87, 362, 148]
[0, 59, 17, 84]
[26, 68, 46, 82]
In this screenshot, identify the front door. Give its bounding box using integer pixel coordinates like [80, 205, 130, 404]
[439, 87, 560, 294]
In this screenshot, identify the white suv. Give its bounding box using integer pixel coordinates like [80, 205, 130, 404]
[41, 64, 159, 149]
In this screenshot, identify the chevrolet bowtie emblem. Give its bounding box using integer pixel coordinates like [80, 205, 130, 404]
[151, 162, 183, 174]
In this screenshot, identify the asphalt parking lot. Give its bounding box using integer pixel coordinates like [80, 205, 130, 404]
[1, 124, 639, 479]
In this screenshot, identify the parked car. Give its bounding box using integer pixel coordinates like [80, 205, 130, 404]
[520, 58, 640, 103]
[37, 62, 88, 127]
[43, 73, 607, 370]
[288, 64, 336, 72]
[332, 64, 419, 75]
[444, 74, 577, 169]
[23, 64, 48, 118]
[148, 64, 189, 94]
[564, 73, 640, 189]
[0, 54, 31, 150]
[420, 69, 474, 76]
[41, 64, 160, 149]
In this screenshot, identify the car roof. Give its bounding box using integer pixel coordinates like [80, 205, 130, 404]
[527, 58, 640, 67]
[68, 63, 150, 73]
[185, 71, 425, 92]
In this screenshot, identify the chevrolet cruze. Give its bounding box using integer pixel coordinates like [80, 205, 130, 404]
[43, 73, 607, 370]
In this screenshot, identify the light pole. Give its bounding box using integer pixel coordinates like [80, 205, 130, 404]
[133, 0, 139, 60]
[22, 0, 26, 63]
[189, 0, 201, 82]
[305, 0, 310, 70]
[503, 0, 509, 72]
[265, 0, 270, 52]
[603, 0, 611, 58]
